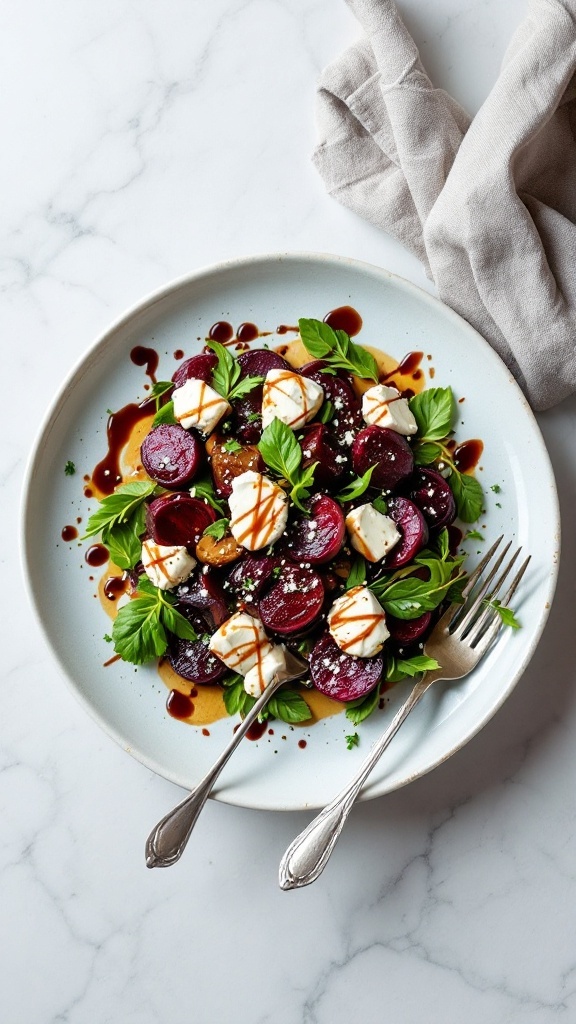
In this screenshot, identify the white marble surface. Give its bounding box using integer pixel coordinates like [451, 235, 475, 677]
[4, 0, 576, 1020]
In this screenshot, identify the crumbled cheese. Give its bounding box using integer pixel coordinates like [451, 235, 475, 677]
[261, 369, 324, 430]
[328, 586, 389, 658]
[172, 377, 231, 434]
[209, 611, 273, 676]
[228, 471, 288, 550]
[141, 540, 196, 591]
[361, 384, 417, 435]
[345, 503, 401, 562]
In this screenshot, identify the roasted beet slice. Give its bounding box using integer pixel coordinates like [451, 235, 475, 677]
[227, 554, 282, 600]
[237, 349, 291, 379]
[141, 424, 204, 489]
[387, 612, 432, 646]
[231, 387, 263, 445]
[352, 426, 414, 492]
[299, 359, 354, 386]
[385, 496, 429, 568]
[168, 636, 227, 684]
[146, 493, 216, 548]
[298, 424, 348, 488]
[259, 565, 324, 635]
[175, 569, 229, 627]
[284, 494, 346, 565]
[301, 361, 363, 431]
[309, 633, 383, 702]
[171, 352, 218, 388]
[409, 468, 457, 529]
[208, 436, 264, 498]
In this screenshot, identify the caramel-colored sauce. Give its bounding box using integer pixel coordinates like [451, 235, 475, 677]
[454, 439, 483, 473]
[158, 661, 229, 724]
[323, 305, 363, 336]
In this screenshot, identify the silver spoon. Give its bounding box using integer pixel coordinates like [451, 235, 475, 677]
[146, 648, 308, 868]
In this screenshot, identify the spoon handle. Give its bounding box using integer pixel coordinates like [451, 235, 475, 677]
[146, 675, 284, 868]
[278, 674, 434, 889]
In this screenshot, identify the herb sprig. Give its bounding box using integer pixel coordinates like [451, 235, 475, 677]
[258, 417, 317, 512]
[111, 577, 197, 664]
[221, 674, 312, 724]
[206, 340, 264, 402]
[83, 480, 156, 570]
[336, 465, 376, 504]
[298, 318, 379, 382]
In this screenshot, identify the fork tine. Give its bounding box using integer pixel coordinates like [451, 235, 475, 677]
[464, 547, 522, 641]
[450, 540, 513, 638]
[443, 535, 503, 629]
[469, 555, 531, 654]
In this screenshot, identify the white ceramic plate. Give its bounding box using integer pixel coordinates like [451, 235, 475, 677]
[22, 253, 559, 811]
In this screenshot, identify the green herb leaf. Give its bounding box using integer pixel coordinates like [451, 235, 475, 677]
[149, 381, 174, 406]
[258, 417, 316, 512]
[221, 673, 256, 718]
[222, 439, 243, 454]
[317, 400, 335, 424]
[298, 318, 379, 382]
[111, 580, 196, 665]
[205, 339, 240, 398]
[83, 480, 156, 540]
[190, 474, 227, 516]
[345, 732, 359, 749]
[268, 689, 312, 724]
[465, 529, 484, 542]
[448, 470, 484, 523]
[396, 654, 440, 677]
[152, 400, 176, 427]
[491, 483, 501, 493]
[345, 685, 381, 725]
[371, 557, 466, 619]
[103, 520, 142, 570]
[203, 518, 230, 541]
[372, 495, 388, 515]
[64, 460, 76, 476]
[336, 465, 376, 503]
[345, 556, 367, 590]
[436, 528, 450, 560]
[409, 387, 455, 440]
[103, 634, 113, 643]
[228, 375, 264, 402]
[485, 599, 521, 630]
[290, 462, 317, 512]
[413, 441, 443, 466]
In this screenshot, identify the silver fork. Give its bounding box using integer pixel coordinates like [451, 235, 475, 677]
[278, 537, 530, 891]
[146, 648, 308, 868]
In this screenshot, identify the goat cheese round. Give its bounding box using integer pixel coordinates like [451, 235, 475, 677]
[141, 539, 196, 591]
[362, 384, 417, 435]
[172, 377, 231, 435]
[228, 470, 288, 550]
[261, 369, 324, 430]
[345, 503, 401, 562]
[208, 611, 273, 676]
[243, 645, 287, 697]
[327, 585, 390, 658]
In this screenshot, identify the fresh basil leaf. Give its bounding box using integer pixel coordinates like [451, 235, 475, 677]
[103, 520, 141, 570]
[465, 529, 484, 542]
[345, 685, 381, 725]
[485, 599, 521, 629]
[345, 733, 359, 749]
[203, 518, 230, 541]
[205, 339, 241, 399]
[258, 417, 302, 482]
[317, 400, 335, 424]
[413, 441, 443, 466]
[268, 689, 312, 724]
[112, 591, 168, 664]
[150, 381, 174, 404]
[161, 603, 198, 642]
[83, 480, 156, 540]
[396, 655, 440, 677]
[298, 318, 378, 382]
[297, 318, 336, 358]
[345, 556, 367, 590]
[448, 470, 484, 523]
[228, 375, 264, 402]
[372, 495, 388, 515]
[409, 387, 455, 440]
[336, 465, 376, 503]
[152, 400, 177, 427]
[436, 528, 450, 560]
[190, 473, 227, 516]
[373, 558, 465, 619]
[222, 678, 245, 716]
[290, 461, 317, 513]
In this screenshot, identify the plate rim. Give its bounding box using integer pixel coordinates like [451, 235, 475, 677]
[20, 250, 561, 809]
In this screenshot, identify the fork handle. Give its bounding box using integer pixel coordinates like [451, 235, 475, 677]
[279, 673, 439, 890]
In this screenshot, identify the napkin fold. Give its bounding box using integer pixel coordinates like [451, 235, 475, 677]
[314, 0, 576, 410]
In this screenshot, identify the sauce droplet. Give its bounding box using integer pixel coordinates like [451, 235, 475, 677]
[246, 719, 267, 741]
[236, 322, 259, 343]
[276, 324, 299, 335]
[389, 351, 424, 377]
[89, 399, 155, 496]
[61, 525, 78, 542]
[298, 739, 307, 749]
[166, 690, 195, 720]
[174, 349, 184, 360]
[130, 346, 159, 383]
[202, 727, 210, 736]
[103, 576, 129, 601]
[323, 306, 363, 336]
[454, 439, 483, 473]
[85, 544, 109, 567]
[208, 321, 234, 344]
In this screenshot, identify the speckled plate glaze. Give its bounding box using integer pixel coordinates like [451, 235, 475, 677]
[21, 253, 559, 811]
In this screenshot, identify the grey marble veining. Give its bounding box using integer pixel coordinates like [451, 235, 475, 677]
[4, 0, 576, 1021]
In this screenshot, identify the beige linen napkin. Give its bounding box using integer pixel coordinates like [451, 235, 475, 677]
[314, 0, 576, 410]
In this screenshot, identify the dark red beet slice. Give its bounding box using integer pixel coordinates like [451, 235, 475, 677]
[237, 349, 291, 378]
[227, 554, 282, 599]
[385, 496, 429, 568]
[409, 468, 457, 529]
[387, 612, 432, 645]
[141, 424, 204, 489]
[146, 493, 216, 548]
[352, 426, 414, 492]
[300, 361, 363, 431]
[284, 494, 346, 565]
[309, 633, 383, 702]
[175, 569, 229, 627]
[298, 424, 348, 488]
[171, 352, 218, 388]
[259, 565, 324, 635]
[168, 636, 227, 684]
[231, 387, 263, 444]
